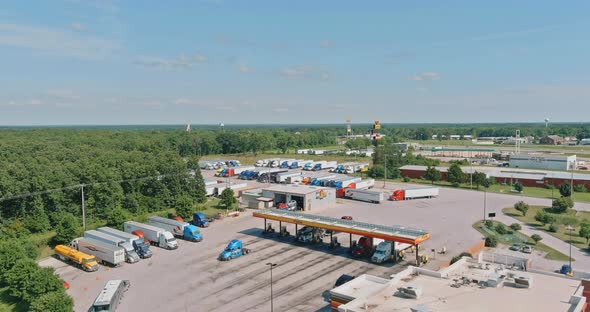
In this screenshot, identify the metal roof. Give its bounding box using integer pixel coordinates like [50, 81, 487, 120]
[93, 280, 128, 306]
[253, 209, 430, 245]
[263, 184, 331, 195]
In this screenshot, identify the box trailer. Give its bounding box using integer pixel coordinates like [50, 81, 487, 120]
[311, 161, 328, 171]
[70, 237, 125, 267]
[390, 187, 439, 201]
[332, 177, 362, 189]
[148, 216, 202, 242]
[287, 175, 304, 184]
[97, 227, 152, 259]
[84, 230, 140, 263]
[123, 221, 178, 250]
[276, 171, 302, 183]
[344, 188, 384, 203]
[353, 178, 375, 189]
[215, 182, 248, 195]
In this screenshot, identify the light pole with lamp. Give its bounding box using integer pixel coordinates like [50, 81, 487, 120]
[383, 153, 387, 188]
[266, 262, 277, 312]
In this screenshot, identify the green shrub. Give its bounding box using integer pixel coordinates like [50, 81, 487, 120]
[549, 223, 559, 233]
[495, 223, 507, 235]
[452, 182, 460, 188]
[531, 234, 543, 244]
[510, 223, 522, 231]
[450, 252, 473, 264]
[402, 176, 411, 182]
[484, 220, 493, 229]
[574, 184, 588, 193]
[513, 182, 523, 192]
[485, 236, 498, 247]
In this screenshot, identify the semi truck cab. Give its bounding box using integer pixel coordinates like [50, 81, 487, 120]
[219, 239, 249, 261]
[371, 241, 393, 263]
[192, 212, 209, 227]
[132, 239, 152, 258]
[184, 224, 203, 242]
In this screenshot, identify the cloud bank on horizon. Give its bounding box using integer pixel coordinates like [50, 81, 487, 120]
[1, 0, 589, 125]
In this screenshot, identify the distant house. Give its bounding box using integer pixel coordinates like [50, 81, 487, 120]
[540, 135, 564, 145]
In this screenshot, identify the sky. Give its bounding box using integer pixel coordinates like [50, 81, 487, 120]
[1, 0, 590, 125]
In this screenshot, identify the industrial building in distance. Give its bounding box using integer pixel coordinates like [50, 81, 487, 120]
[401, 165, 590, 189]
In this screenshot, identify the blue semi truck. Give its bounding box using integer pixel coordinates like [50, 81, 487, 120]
[219, 239, 250, 261]
[192, 212, 210, 228]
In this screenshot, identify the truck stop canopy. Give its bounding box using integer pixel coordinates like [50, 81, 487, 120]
[253, 209, 430, 245]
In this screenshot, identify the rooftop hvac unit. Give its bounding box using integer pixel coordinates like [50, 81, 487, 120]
[513, 274, 533, 288]
[397, 284, 423, 299]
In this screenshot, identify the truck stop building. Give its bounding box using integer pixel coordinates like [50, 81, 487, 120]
[330, 255, 586, 312]
[259, 185, 336, 211]
[509, 153, 576, 171]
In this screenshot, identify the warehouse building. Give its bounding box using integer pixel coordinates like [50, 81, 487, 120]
[509, 153, 576, 171]
[400, 165, 590, 189]
[242, 185, 335, 211]
[330, 254, 586, 312]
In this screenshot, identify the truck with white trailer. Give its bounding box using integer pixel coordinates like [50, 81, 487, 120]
[390, 187, 439, 201]
[148, 216, 202, 242]
[123, 221, 178, 250]
[310, 161, 328, 171]
[371, 241, 415, 263]
[69, 237, 125, 267]
[344, 188, 384, 203]
[84, 230, 140, 263]
[97, 227, 152, 259]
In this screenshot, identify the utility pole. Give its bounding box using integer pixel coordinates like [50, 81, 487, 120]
[266, 262, 277, 312]
[81, 184, 86, 230]
[383, 154, 387, 188]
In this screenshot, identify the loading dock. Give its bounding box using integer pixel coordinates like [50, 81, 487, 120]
[261, 185, 335, 211]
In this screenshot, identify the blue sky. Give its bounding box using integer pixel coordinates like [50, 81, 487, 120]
[1, 0, 589, 125]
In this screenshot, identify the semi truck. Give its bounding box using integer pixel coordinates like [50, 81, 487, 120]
[54, 244, 99, 272]
[297, 226, 325, 243]
[371, 241, 414, 263]
[123, 221, 178, 250]
[69, 237, 125, 267]
[303, 161, 321, 171]
[331, 162, 354, 173]
[218, 239, 250, 261]
[332, 177, 362, 189]
[279, 159, 296, 168]
[84, 230, 140, 263]
[390, 187, 439, 201]
[352, 236, 384, 258]
[346, 163, 370, 174]
[148, 216, 202, 242]
[221, 166, 255, 177]
[310, 161, 328, 171]
[97, 227, 152, 259]
[191, 212, 210, 227]
[344, 188, 384, 203]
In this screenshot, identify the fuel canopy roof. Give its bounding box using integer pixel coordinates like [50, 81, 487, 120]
[253, 209, 430, 245]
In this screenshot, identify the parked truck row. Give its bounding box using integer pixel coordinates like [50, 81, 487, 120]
[199, 160, 241, 170]
[56, 212, 212, 271]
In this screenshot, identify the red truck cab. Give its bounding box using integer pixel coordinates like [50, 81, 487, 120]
[352, 236, 373, 257]
[390, 190, 404, 201]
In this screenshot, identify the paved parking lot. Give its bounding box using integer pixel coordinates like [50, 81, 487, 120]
[48, 168, 590, 311]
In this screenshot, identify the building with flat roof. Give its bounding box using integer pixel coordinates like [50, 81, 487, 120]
[400, 165, 590, 189]
[509, 153, 576, 171]
[330, 255, 586, 312]
[259, 185, 336, 211]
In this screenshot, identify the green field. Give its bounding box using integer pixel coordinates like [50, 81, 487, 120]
[503, 205, 590, 250]
[472, 220, 571, 261]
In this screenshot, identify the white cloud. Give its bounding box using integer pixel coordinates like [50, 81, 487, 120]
[46, 89, 80, 100]
[409, 72, 441, 81]
[320, 40, 334, 48]
[135, 52, 208, 71]
[272, 108, 289, 113]
[237, 64, 254, 73]
[279, 65, 331, 80]
[30, 99, 42, 105]
[0, 23, 116, 59]
[175, 98, 192, 105]
[70, 23, 86, 31]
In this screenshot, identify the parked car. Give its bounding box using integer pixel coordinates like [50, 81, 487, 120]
[341, 216, 353, 220]
[509, 243, 522, 251]
[522, 245, 533, 253]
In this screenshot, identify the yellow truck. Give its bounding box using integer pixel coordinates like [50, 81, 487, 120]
[54, 244, 99, 272]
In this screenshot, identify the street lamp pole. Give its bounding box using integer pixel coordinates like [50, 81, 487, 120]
[266, 262, 277, 312]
